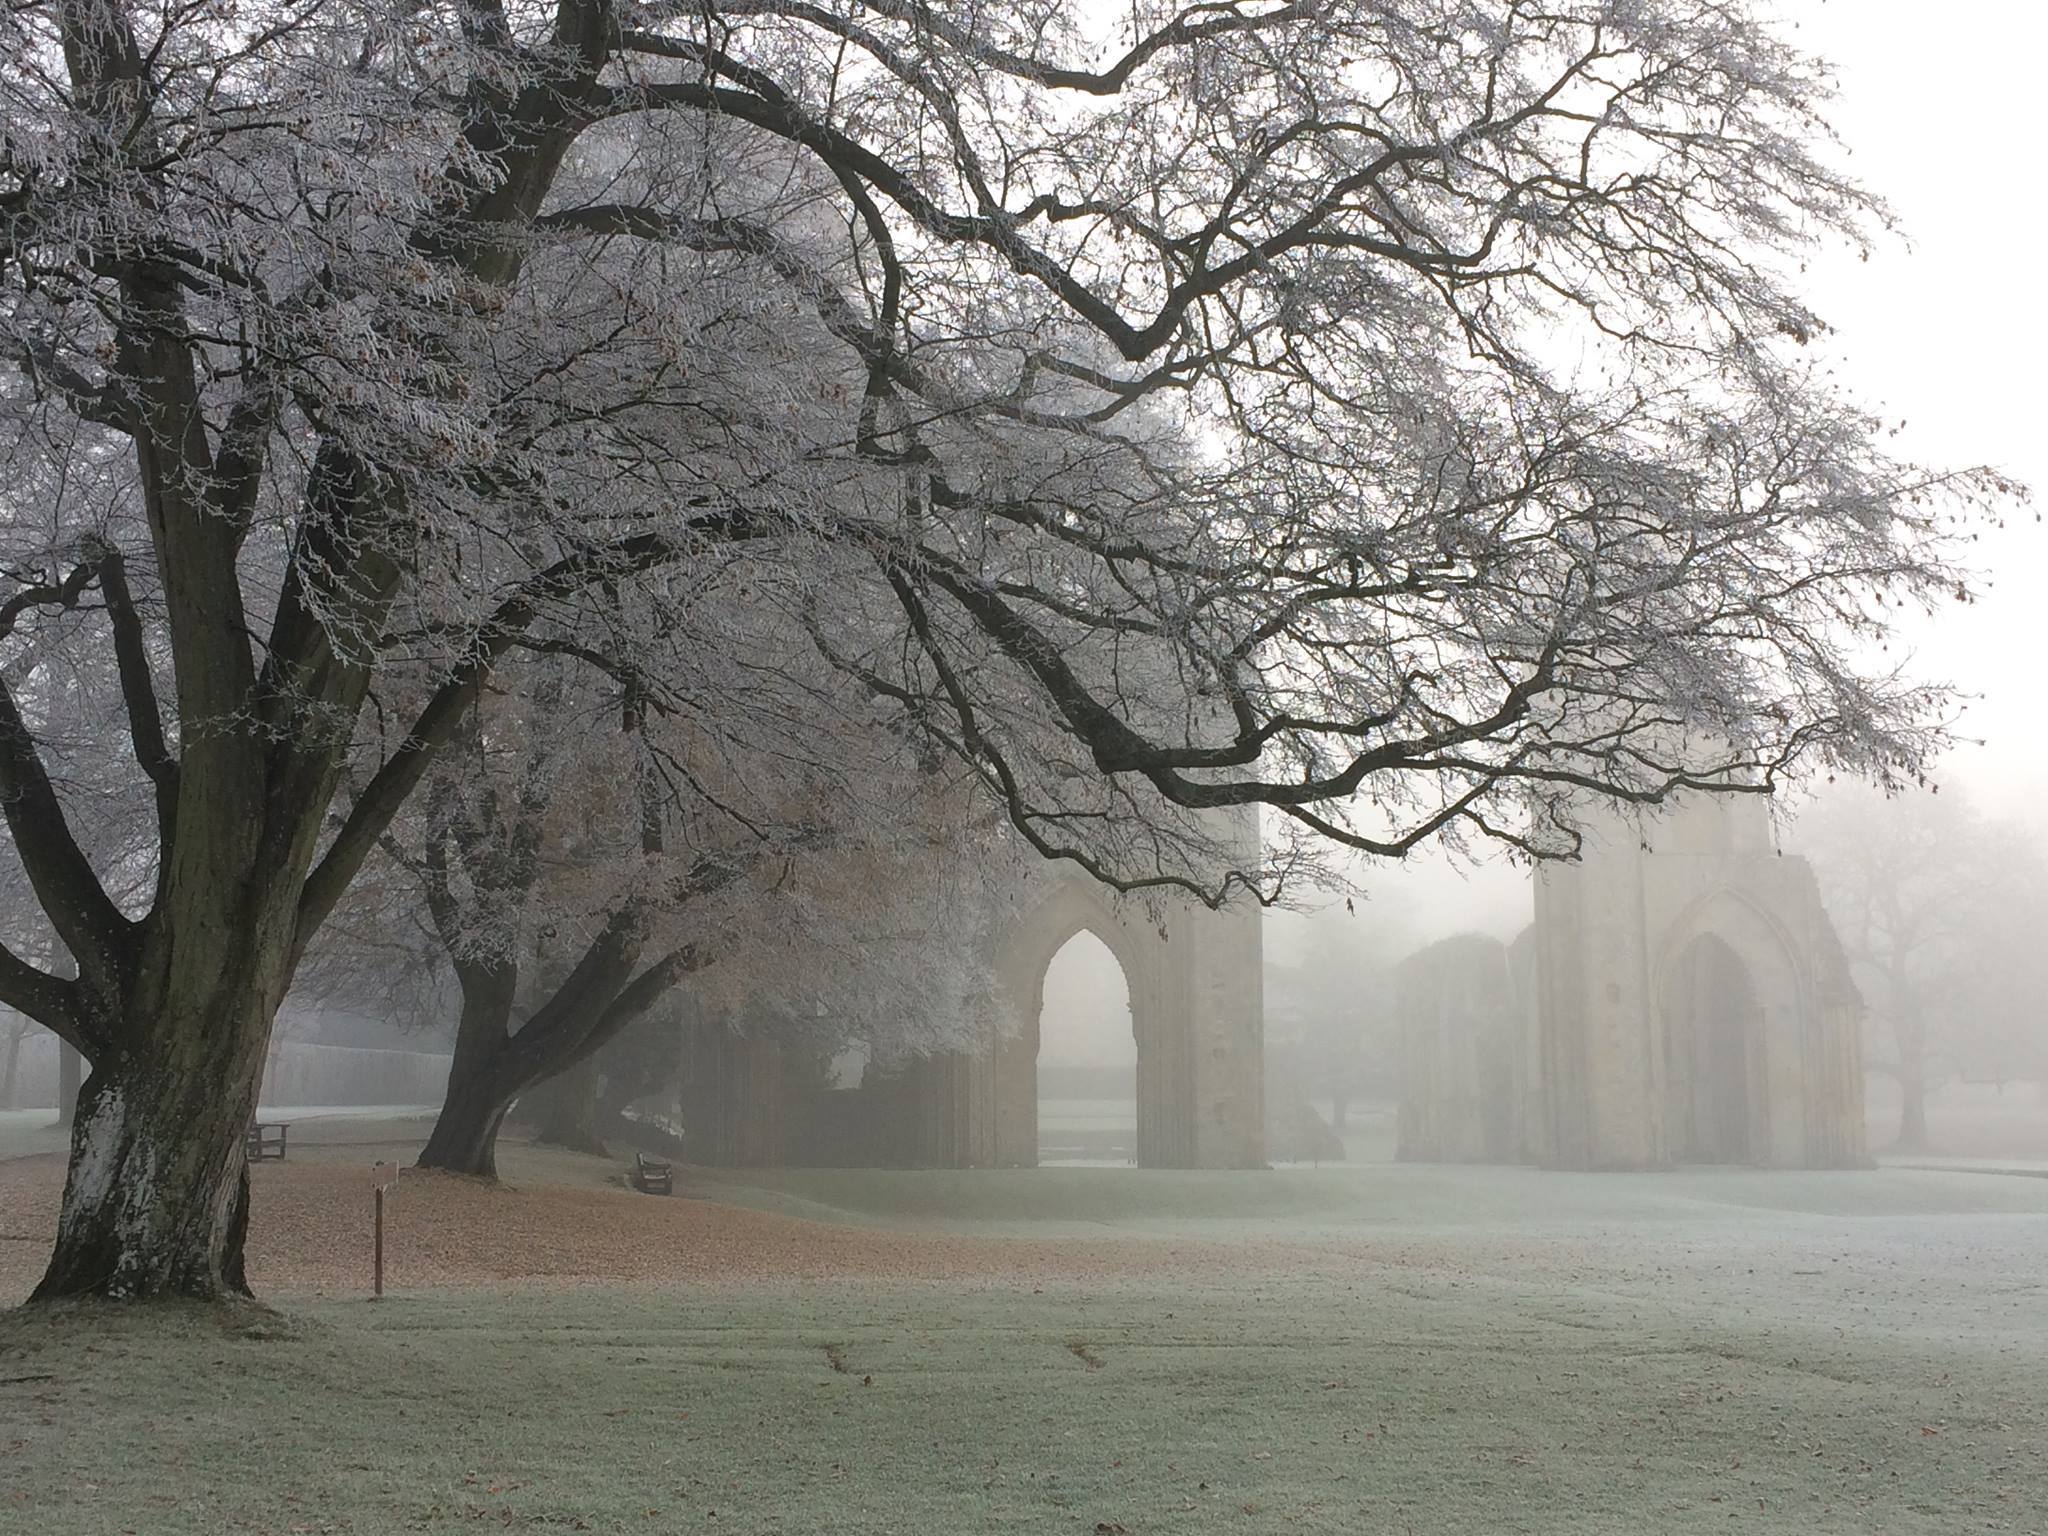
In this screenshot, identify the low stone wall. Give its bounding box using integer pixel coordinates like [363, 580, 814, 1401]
[258, 1041, 451, 1107]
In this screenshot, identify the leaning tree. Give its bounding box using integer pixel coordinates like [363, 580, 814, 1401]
[0, 0, 2015, 1299]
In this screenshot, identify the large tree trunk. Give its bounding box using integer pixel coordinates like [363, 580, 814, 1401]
[32, 992, 272, 1300]
[1890, 1008, 1931, 1155]
[416, 967, 520, 1178]
[416, 896, 702, 1178]
[4, 0, 621, 1304]
[28, 778, 309, 1303]
[417, 1072, 515, 1178]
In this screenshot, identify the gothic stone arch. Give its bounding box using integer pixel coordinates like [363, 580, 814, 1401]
[1652, 891, 1808, 1166]
[1528, 794, 1867, 1170]
[681, 857, 1267, 1171]
[1658, 931, 1763, 1163]
[981, 875, 1266, 1169]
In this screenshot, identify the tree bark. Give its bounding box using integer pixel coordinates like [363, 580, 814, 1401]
[417, 1071, 515, 1178]
[6, 0, 632, 1303]
[27, 789, 308, 1303]
[32, 995, 271, 1300]
[415, 964, 521, 1178]
[414, 826, 712, 1176]
[417, 958, 700, 1176]
[1890, 1004, 1932, 1155]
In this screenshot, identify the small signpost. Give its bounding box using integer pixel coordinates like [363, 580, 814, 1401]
[371, 1161, 399, 1299]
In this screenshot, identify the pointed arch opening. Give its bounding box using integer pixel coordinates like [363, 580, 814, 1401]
[989, 878, 1193, 1168]
[1035, 930, 1138, 1165]
[1661, 932, 1761, 1163]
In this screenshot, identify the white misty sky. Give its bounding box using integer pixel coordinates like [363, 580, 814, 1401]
[1796, 0, 2047, 819]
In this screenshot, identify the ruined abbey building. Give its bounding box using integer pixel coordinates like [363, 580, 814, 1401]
[682, 815, 1269, 1172]
[1397, 795, 1869, 1171]
[674, 789, 1867, 1176]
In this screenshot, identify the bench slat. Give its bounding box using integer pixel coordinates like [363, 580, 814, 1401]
[245, 1122, 290, 1161]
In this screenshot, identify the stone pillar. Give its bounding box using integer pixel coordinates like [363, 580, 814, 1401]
[1533, 862, 1594, 1167]
[888, 821, 1272, 1173]
[1533, 831, 1664, 1170]
[1131, 951, 1191, 1167]
[1532, 794, 1871, 1173]
[680, 1021, 785, 1167]
[987, 1025, 1037, 1167]
[906, 1051, 974, 1167]
[1181, 895, 1265, 1168]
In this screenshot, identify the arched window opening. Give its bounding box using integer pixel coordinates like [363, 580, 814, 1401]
[1036, 931, 1137, 1165]
[1664, 932, 1760, 1163]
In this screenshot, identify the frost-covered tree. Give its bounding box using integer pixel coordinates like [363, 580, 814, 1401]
[392, 623, 1005, 1178]
[0, 0, 2015, 1299]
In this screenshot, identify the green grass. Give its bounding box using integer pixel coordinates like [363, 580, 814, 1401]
[7, 1160, 2048, 1536]
[8, 1127, 2048, 1533]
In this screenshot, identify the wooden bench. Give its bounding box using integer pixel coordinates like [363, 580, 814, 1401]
[245, 1122, 290, 1162]
[630, 1152, 672, 1195]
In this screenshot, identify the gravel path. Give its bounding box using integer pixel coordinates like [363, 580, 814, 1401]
[0, 1153, 1291, 1298]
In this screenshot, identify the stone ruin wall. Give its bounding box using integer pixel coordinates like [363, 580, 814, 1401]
[677, 815, 1269, 1171]
[1398, 794, 1868, 1171]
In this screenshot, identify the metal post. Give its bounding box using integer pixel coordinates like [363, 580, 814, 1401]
[373, 1184, 384, 1299]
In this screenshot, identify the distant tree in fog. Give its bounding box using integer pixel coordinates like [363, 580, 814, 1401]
[1266, 907, 1414, 1130]
[1800, 785, 2048, 1151]
[0, 987, 36, 1109]
[0, 0, 2018, 1300]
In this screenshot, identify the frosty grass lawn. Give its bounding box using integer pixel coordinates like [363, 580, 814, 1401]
[5, 1158, 2046, 1535]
